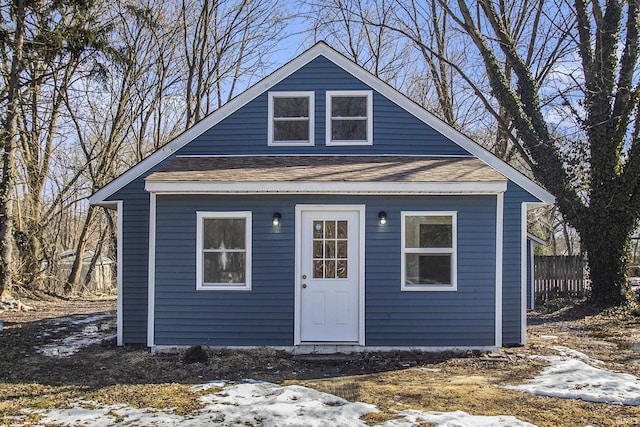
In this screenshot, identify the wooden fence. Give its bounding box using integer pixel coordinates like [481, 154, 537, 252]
[534, 255, 588, 303]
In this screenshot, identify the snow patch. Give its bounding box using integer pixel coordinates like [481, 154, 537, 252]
[35, 313, 115, 357]
[506, 346, 640, 405]
[196, 382, 375, 426]
[380, 409, 538, 427]
[539, 335, 558, 340]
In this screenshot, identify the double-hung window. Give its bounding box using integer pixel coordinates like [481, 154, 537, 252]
[401, 212, 457, 291]
[326, 90, 372, 145]
[268, 91, 314, 146]
[196, 211, 252, 290]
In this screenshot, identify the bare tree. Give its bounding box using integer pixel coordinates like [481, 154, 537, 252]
[0, 0, 26, 295]
[305, 0, 413, 89]
[179, 0, 286, 129]
[64, 0, 182, 293]
[0, 0, 108, 294]
[438, 0, 640, 305]
[0, 0, 291, 297]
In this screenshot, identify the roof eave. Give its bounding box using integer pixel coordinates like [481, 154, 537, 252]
[144, 180, 508, 195]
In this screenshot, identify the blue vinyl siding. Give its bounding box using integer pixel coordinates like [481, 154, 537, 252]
[502, 182, 538, 345]
[526, 241, 534, 310]
[152, 194, 496, 347]
[111, 180, 149, 344]
[177, 57, 470, 156]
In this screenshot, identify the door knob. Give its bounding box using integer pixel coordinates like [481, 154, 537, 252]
[302, 275, 307, 279]
[302, 284, 307, 289]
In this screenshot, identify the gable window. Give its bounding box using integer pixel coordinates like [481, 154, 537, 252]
[196, 211, 252, 290]
[268, 91, 314, 146]
[401, 212, 457, 291]
[326, 90, 373, 145]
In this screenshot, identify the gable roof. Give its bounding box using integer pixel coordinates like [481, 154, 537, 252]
[89, 42, 555, 205]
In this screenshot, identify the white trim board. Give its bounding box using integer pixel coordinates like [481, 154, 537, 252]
[520, 202, 547, 343]
[90, 42, 554, 206]
[495, 193, 504, 348]
[151, 345, 498, 355]
[147, 193, 157, 347]
[116, 201, 123, 346]
[145, 181, 507, 195]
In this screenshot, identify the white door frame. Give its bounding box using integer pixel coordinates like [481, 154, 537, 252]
[294, 204, 366, 345]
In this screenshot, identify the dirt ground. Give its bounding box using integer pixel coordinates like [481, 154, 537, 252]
[1, 297, 639, 426]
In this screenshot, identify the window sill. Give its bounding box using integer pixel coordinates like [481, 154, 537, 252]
[268, 141, 315, 147]
[401, 284, 457, 292]
[326, 140, 372, 146]
[197, 284, 252, 291]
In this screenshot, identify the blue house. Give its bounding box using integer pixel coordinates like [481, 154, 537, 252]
[90, 42, 554, 352]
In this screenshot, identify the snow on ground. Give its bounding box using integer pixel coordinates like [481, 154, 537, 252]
[35, 313, 116, 357]
[11, 381, 537, 427]
[13, 314, 640, 425]
[505, 345, 640, 405]
[381, 410, 538, 427]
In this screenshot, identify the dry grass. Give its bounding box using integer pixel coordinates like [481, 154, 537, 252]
[1, 298, 640, 426]
[291, 360, 640, 426]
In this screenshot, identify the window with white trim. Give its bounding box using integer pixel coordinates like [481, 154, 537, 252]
[196, 211, 252, 290]
[268, 91, 314, 146]
[401, 211, 457, 291]
[326, 90, 372, 145]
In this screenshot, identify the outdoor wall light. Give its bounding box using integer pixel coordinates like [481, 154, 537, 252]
[378, 211, 387, 225]
[272, 212, 282, 226]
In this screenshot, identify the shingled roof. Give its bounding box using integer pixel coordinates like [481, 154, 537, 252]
[145, 156, 507, 184]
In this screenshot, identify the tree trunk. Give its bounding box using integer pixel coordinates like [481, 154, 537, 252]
[0, 0, 27, 295]
[581, 216, 632, 306]
[65, 206, 96, 295]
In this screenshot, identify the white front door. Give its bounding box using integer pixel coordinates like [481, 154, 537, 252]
[298, 207, 362, 343]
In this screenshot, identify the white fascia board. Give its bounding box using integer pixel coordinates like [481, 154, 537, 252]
[144, 180, 507, 195]
[90, 41, 555, 205]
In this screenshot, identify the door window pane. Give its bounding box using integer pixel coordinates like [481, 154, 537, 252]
[324, 240, 335, 258]
[337, 240, 348, 258]
[325, 260, 336, 278]
[337, 260, 348, 279]
[311, 219, 348, 279]
[337, 221, 348, 238]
